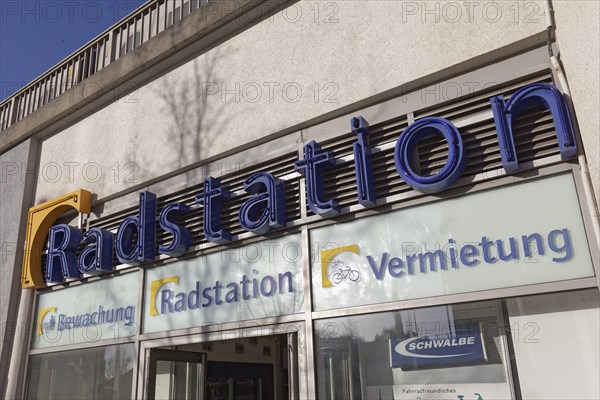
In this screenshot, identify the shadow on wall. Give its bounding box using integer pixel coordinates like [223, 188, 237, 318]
[148, 44, 240, 185]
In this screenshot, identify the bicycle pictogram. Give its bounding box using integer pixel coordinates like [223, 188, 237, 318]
[458, 393, 483, 400]
[330, 260, 360, 284]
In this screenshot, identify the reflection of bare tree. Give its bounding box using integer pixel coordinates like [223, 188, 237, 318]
[28, 343, 136, 399]
[314, 319, 364, 400]
[236, 236, 304, 325]
[337, 319, 360, 339]
[103, 343, 135, 380]
[240, 267, 304, 321]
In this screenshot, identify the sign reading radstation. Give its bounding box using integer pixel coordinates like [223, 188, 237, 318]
[311, 174, 595, 311]
[143, 234, 304, 333]
[21, 83, 579, 290]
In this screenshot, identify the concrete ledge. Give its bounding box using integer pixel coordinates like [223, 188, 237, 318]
[0, 0, 294, 153]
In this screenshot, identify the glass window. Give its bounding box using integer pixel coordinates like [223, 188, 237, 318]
[26, 343, 135, 400]
[507, 289, 600, 400]
[315, 301, 515, 400]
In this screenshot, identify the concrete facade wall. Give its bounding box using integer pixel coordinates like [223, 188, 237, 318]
[34, 0, 548, 204]
[553, 0, 600, 204]
[0, 139, 38, 397]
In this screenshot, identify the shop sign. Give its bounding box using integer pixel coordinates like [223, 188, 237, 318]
[33, 271, 139, 349]
[311, 174, 595, 311]
[390, 324, 486, 369]
[21, 83, 578, 289]
[142, 234, 304, 334]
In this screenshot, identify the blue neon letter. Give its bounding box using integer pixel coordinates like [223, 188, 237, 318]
[294, 140, 340, 217]
[490, 82, 577, 172]
[79, 227, 114, 275]
[196, 177, 232, 243]
[159, 202, 191, 257]
[394, 117, 466, 194]
[115, 191, 157, 265]
[352, 116, 376, 206]
[46, 224, 81, 283]
[240, 172, 286, 234]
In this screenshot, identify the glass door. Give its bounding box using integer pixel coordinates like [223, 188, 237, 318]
[147, 349, 207, 400]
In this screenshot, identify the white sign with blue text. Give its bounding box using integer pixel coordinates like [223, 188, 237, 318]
[311, 174, 595, 311]
[33, 271, 139, 349]
[143, 234, 304, 334]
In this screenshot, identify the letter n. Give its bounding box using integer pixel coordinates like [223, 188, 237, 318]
[491, 82, 577, 173]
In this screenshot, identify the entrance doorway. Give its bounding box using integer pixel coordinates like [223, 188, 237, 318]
[146, 334, 296, 400]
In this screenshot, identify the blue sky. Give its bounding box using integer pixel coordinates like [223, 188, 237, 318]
[1, 0, 147, 102]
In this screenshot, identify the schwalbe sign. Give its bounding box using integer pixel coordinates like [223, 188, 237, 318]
[389, 323, 487, 369]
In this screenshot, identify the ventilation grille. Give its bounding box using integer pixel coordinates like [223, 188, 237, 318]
[86, 152, 301, 254]
[69, 70, 558, 264]
[317, 71, 557, 214]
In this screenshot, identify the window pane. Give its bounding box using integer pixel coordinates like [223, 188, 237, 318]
[27, 343, 135, 400]
[315, 301, 514, 400]
[507, 289, 600, 400]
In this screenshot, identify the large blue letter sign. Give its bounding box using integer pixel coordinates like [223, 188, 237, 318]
[159, 202, 191, 257]
[294, 141, 340, 217]
[240, 172, 286, 234]
[46, 224, 81, 283]
[79, 227, 114, 275]
[196, 177, 232, 243]
[394, 117, 466, 194]
[491, 83, 577, 172]
[116, 191, 157, 265]
[352, 116, 376, 207]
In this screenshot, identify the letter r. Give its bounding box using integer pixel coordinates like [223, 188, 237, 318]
[150, 276, 179, 316]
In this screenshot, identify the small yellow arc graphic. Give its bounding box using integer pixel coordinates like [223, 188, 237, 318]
[320, 244, 359, 288]
[37, 306, 57, 335]
[150, 276, 179, 316]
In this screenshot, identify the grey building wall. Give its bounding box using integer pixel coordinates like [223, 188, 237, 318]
[0, 139, 38, 398]
[553, 0, 600, 204]
[34, 0, 548, 203]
